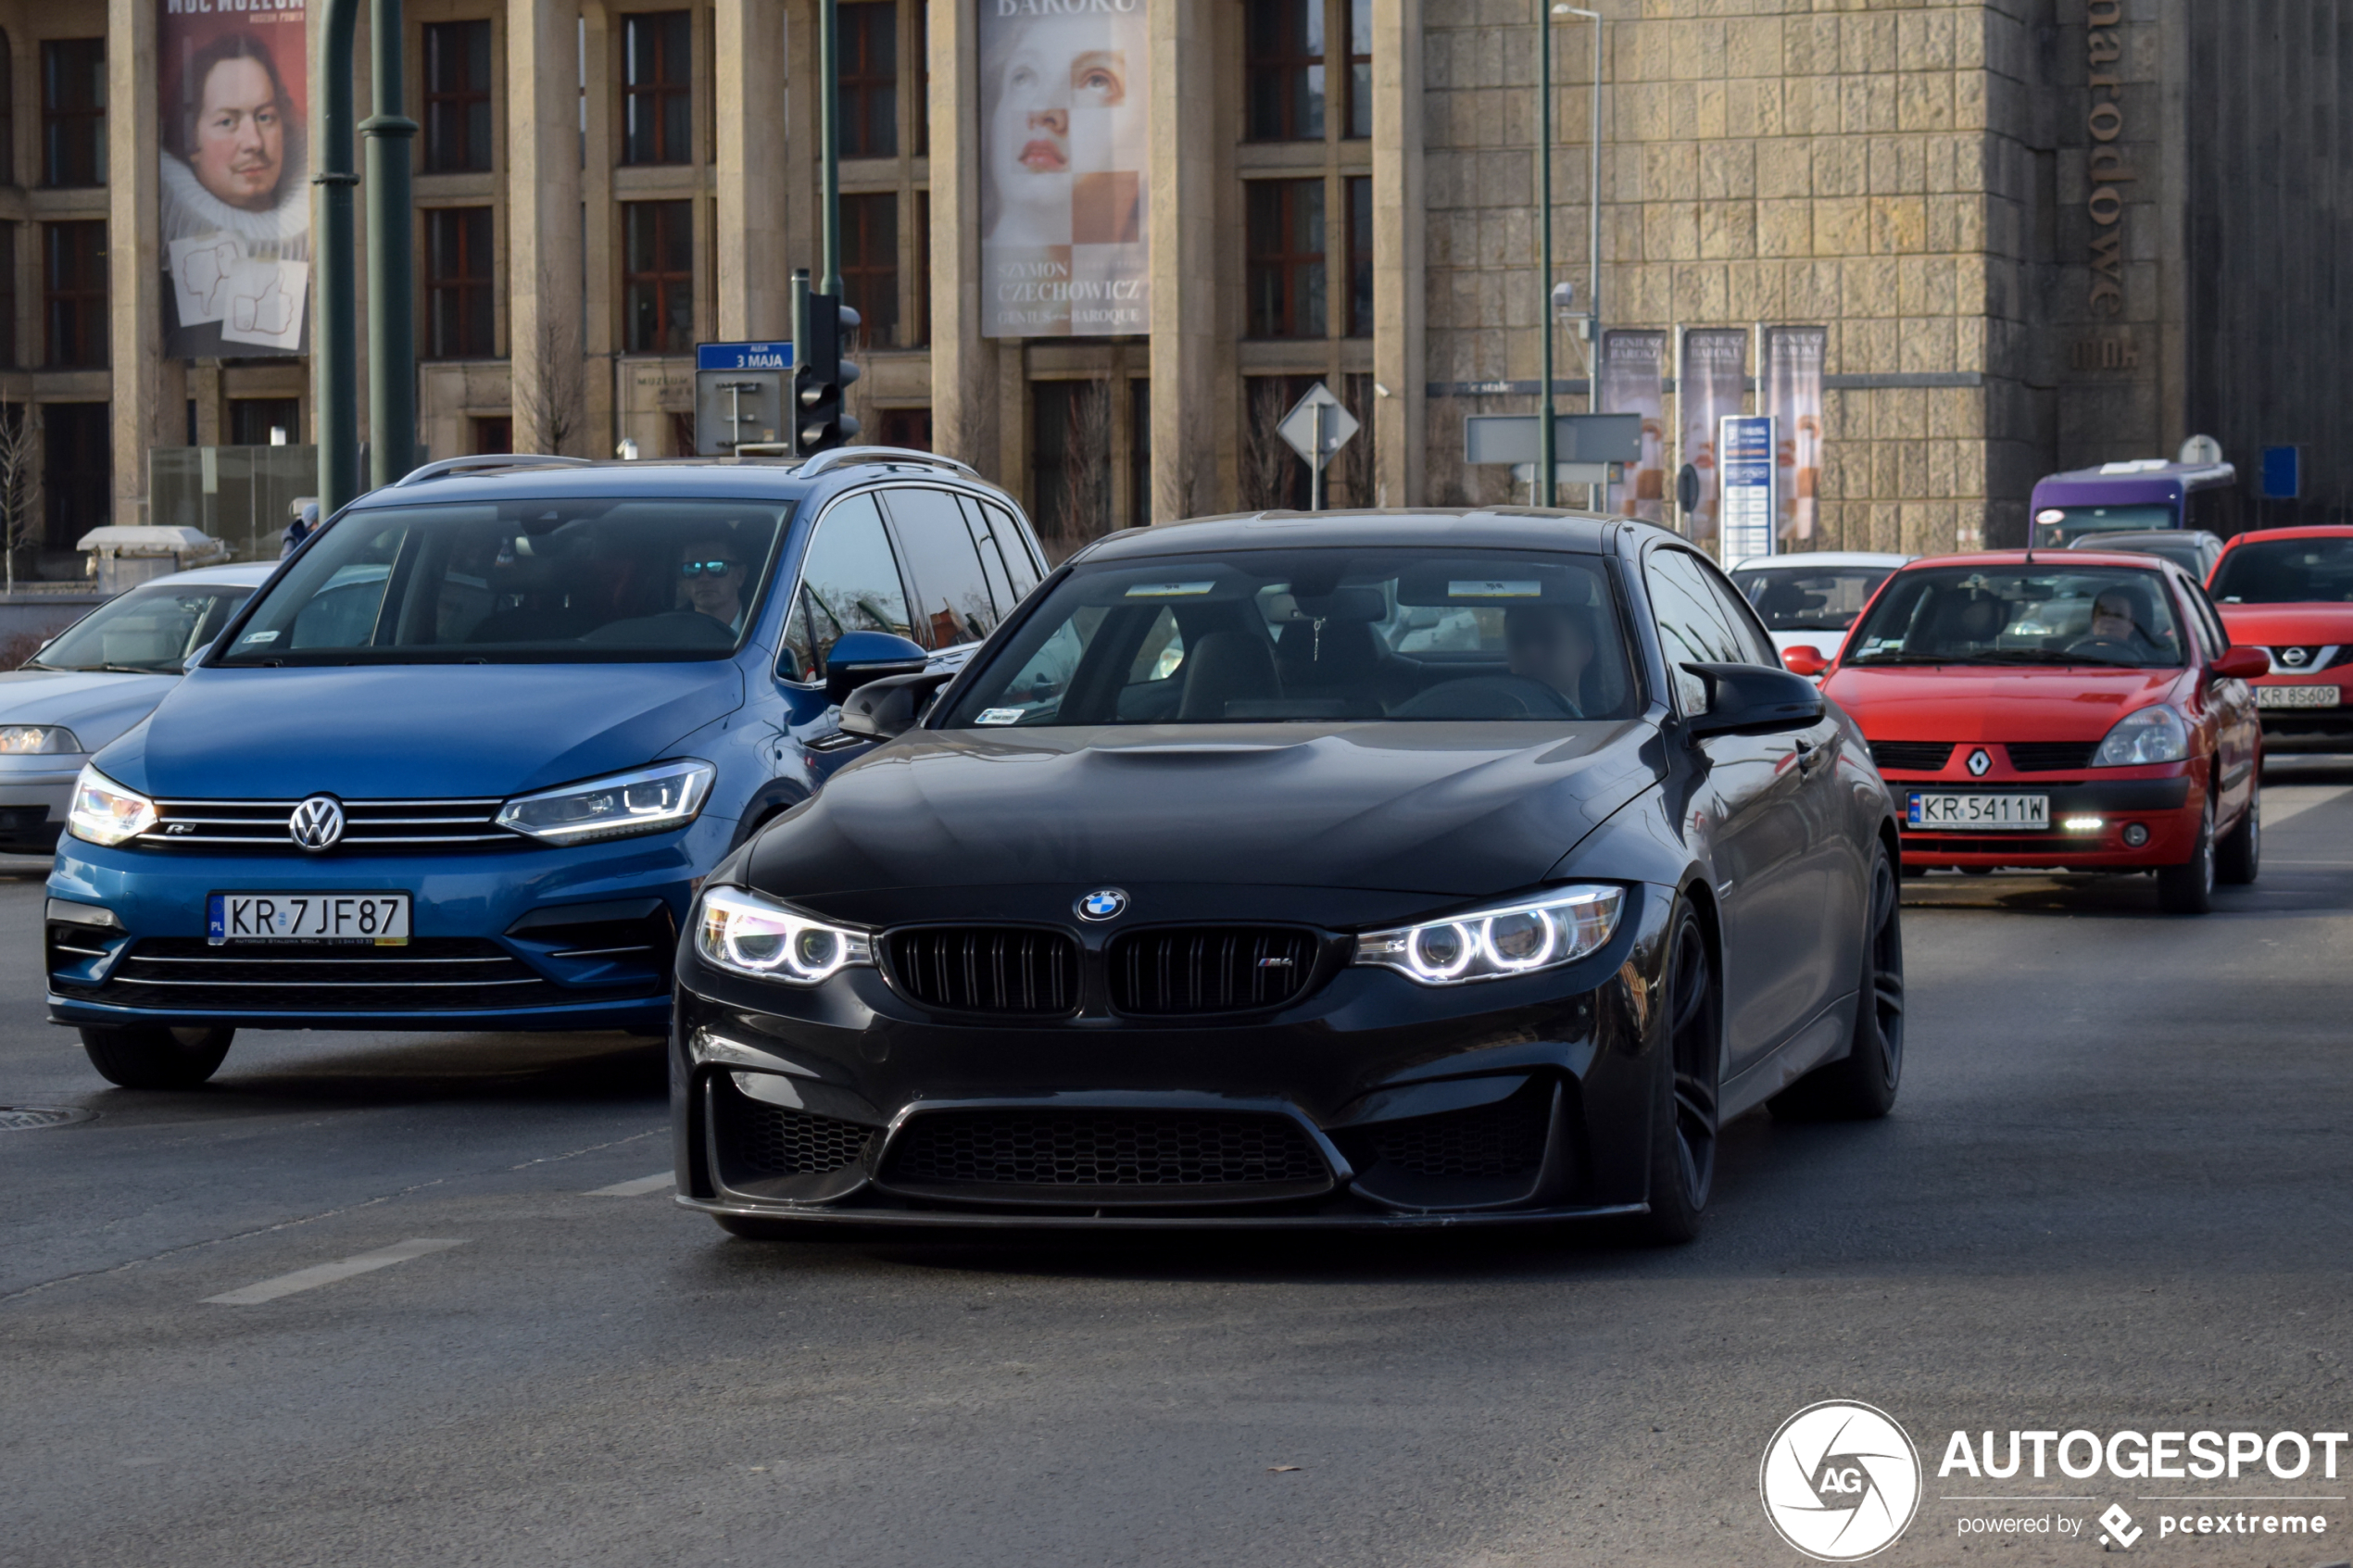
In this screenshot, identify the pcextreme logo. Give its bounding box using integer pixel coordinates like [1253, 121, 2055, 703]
[1759, 1400, 1925, 1562]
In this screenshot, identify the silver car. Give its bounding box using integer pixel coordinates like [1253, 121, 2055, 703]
[0, 561, 275, 852]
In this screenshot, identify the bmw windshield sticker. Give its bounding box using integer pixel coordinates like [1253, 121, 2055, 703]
[1449, 580, 1542, 597]
[975, 709, 1025, 726]
[1124, 581, 1217, 597]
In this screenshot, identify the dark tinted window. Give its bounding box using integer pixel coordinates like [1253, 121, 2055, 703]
[1644, 548, 1747, 710]
[39, 582, 252, 672]
[1847, 565, 2184, 670]
[781, 493, 912, 680]
[885, 487, 1001, 646]
[978, 501, 1041, 595]
[1731, 563, 1896, 633]
[2210, 536, 2353, 604]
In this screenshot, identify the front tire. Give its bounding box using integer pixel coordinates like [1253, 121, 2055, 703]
[2157, 798, 2217, 914]
[1639, 902, 1718, 1244]
[80, 1025, 234, 1089]
[1770, 844, 1904, 1121]
[2216, 779, 2260, 885]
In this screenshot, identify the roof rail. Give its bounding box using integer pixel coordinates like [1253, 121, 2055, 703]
[794, 445, 977, 481]
[395, 454, 598, 487]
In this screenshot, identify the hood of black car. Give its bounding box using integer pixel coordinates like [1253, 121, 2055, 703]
[747, 721, 1662, 901]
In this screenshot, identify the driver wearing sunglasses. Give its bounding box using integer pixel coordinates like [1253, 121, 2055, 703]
[679, 539, 748, 632]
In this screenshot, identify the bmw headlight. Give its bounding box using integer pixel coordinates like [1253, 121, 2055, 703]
[2093, 707, 2190, 767]
[0, 725, 81, 755]
[66, 764, 157, 847]
[496, 759, 715, 844]
[694, 885, 873, 985]
[1353, 885, 1624, 986]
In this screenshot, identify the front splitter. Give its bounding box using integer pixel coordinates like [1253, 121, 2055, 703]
[683, 1197, 1649, 1232]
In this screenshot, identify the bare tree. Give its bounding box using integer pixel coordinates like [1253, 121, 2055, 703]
[1065, 379, 1112, 545]
[513, 266, 586, 456]
[944, 391, 994, 484]
[843, 326, 876, 446]
[0, 404, 41, 594]
[1337, 373, 1378, 508]
[1240, 379, 1292, 510]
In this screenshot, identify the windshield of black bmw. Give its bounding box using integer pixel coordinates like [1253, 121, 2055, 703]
[1730, 564, 1895, 632]
[31, 582, 253, 672]
[1846, 565, 2186, 669]
[2210, 536, 2353, 604]
[939, 550, 1639, 725]
[213, 499, 789, 664]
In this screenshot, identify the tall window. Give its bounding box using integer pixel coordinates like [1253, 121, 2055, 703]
[0, 31, 17, 185]
[41, 39, 106, 188]
[1346, 174, 1372, 337]
[43, 403, 108, 550]
[229, 398, 299, 445]
[1130, 378, 1151, 526]
[0, 221, 17, 368]
[1245, 0, 1323, 143]
[1245, 179, 1325, 339]
[912, 188, 931, 347]
[838, 1, 897, 159]
[620, 12, 692, 166]
[840, 193, 899, 346]
[423, 21, 494, 173]
[1346, 0, 1372, 138]
[912, 2, 930, 157]
[425, 207, 496, 358]
[623, 199, 694, 353]
[43, 220, 106, 367]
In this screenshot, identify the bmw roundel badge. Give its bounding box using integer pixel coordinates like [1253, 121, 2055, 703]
[1076, 888, 1129, 922]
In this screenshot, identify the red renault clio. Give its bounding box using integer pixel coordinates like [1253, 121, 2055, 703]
[1793, 551, 2265, 912]
[2206, 525, 2353, 749]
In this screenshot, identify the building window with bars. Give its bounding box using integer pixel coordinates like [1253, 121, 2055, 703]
[1346, 174, 1372, 338]
[623, 199, 694, 353]
[620, 12, 692, 166]
[423, 20, 494, 173]
[1245, 0, 1323, 143]
[840, 193, 899, 347]
[838, 1, 898, 159]
[43, 220, 106, 367]
[1345, 0, 1371, 138]
[41, 38, 105, 188]
[1245, 179, 1325, 339]
[425, 207, 496, 359]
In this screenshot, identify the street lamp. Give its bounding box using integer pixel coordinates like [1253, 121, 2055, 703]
[1536, 3, 1604, 509]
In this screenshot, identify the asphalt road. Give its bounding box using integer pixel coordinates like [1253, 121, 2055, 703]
[6, 763, 2353, 1567]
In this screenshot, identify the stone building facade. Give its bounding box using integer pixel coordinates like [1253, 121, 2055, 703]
[0, 0, 2336, 571]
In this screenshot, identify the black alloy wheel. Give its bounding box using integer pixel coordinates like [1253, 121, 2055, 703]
[79, 1025, 235, 1090]
[1641, 903, 1718, 1243]
[2157, 797, 2217, 914]
[1771, 844, 1905, 1121]
[2217, 778, 2260, 885]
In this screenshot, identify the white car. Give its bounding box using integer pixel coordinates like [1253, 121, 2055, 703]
[0, 560, 276, 853]
[1726, 551, 1913, 674]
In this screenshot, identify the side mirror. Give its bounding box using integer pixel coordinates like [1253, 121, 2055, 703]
[2211, 646, 2269, 682]
[182, 637, 218, 674]
[1680, 661, 1826, 738]
[838, 670, 956, 742]
[824, 630, 930, 704]
[1780, 644, 1830, 679]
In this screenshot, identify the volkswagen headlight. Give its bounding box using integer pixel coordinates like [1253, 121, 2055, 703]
[1353, 885, 1624, 986]
[66, 764, 156, 847]
[0, 725, 81, 755]
[2093, 707, 2190, 767]
[694, 885, 872, 985]
[496, 759, 715, 844]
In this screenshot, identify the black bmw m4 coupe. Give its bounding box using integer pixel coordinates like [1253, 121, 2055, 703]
[673, 510, 1904, 1241]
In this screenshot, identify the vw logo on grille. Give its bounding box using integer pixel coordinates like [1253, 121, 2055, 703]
[1075, 887, 1129, 922]
[288, 795, 346, 851]
[1966, 747, 1993, 777]
[2282, 646, 2312, 668]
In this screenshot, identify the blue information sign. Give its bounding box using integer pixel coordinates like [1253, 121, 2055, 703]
[1718, 414, 1777, 560]
[696, 341, 793, 372]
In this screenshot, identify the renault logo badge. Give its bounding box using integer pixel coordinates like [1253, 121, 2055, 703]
[1966, 748, 1992, 777]
[1076, 888, 1129, 922]
[288, 795, 346, 851]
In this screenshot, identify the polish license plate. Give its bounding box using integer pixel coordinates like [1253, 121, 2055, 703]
[1906, 794, 2049, 831]
[2257, 684, 2339, 709]
[207, 893, 410, 945]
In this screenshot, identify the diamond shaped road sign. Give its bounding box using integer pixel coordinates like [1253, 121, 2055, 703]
[1277, 382, 1360, 470]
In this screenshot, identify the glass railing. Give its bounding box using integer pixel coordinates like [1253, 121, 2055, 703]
[148, 445, 320, 563]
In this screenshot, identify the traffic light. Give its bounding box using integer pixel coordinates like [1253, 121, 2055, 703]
[794, 294, 862, 455]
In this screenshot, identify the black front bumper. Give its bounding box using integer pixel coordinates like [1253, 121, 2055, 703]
[669, 884, 1674, 1229]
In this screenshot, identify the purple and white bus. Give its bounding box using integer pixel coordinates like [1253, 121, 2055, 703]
[2030, 459, 2237, 547]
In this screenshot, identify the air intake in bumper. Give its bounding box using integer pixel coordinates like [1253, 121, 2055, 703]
[875, 1107, 1334, 1207]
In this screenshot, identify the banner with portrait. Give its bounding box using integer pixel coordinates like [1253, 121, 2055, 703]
[1598, 330, 1668, 525]
[978, 0, 1149, 337]
[1763, 325, 1827, 545]
[1677, 328, 1748, 546]
[159, 0, 310, 358]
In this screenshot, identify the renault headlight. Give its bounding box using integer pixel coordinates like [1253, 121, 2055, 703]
[1353, 885, 1624, 986]
[2093, 707, 2190, 767]
[0, 725, 81, 755]
[66, 764, 157, 847]
[694, 885, 873, 985]
[496, 759, 715, 844]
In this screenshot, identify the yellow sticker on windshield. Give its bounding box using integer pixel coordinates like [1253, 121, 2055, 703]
[1125, 581, 1217, 597]
[1449, 580, 1542, 598]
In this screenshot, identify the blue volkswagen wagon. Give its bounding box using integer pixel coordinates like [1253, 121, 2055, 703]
[44, 449, 1047, 1087]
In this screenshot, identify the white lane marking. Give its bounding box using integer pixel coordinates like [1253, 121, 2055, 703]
[586, 1173, 674, 1197]
[2263, 785, 2350, 826]
[203, 1238, 466, 1305]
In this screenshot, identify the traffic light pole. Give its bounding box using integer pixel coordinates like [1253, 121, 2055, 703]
[314, 0, 361, 514]
[1535, 0, 1555, 509]
[362, 0, 418, 488]
[818, 0, 842, 297]
[790, 270, 812, 458]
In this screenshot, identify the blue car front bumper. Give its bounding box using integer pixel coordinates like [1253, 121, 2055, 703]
[44, 821, 725, 1032]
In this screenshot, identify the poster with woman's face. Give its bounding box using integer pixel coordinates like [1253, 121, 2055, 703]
[979, 0, 1150, 337]
[159, 0, 311, 358]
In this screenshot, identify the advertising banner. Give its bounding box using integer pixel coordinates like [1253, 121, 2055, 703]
[1763, 325, 1828, 545]
[978, 0, 1150, 338]
[1598, 330, 1668, 524]
[1677, 328, 1747, 545]
[159, 0, 311, 358]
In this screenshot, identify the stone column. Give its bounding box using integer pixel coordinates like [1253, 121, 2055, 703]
[927, 0, 995, 477]
[1147, 0, 1216, 522]
[107, 0, 177, 526]
[713, 0, 788, 341]
[1369, 0, 1423, 509]
[508, 0, 585, 454]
